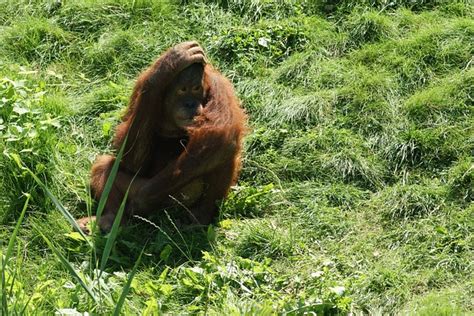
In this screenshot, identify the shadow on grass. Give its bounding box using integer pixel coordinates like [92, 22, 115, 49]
[90, 206, 212, 271]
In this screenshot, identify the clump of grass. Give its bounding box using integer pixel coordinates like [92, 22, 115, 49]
[316, 183, 370, 210]
[80, 81, 130, 116]
[55, 3, 128, 37]
[178, 2, 238, 52]
[403, 287, 472, 315]
[235, 78, 291, 118]
[0, 17, 74, 65]
[83, 29, 158, 78]
[197, 0, 303, 21]
[248, 127, 387, 186]
[438, 0, 474, 17]
[352, 262, 410, 312]
[340, 8, 398, 48]
[244, 127, 289, 155]
[393, 8, 441, 33]
[321, 149, 386, 189]
[150, 251, 281, 313]
[208, 298, 276, 315]
[403, 70, 473, 126]
[447, 157, 473, 202]
[0, 1, 52, 25]
[233, 219, 294, 260]
[54, 1, 167, 39]
[318, 0, 469, 15]
[276, 54, 348, 90]
[385, 124, 471, 171]
[212, 17, 309, 75]
[212, 14, 343, 77]
[351, 17, 473, 92]
[264, 91, 336, 127]
[282, 128, 387, 187]
[220, 184, 276, 219]
[394, 204, 473, 264]
[371, 183, 446, 221]
[272, 17, 346, 88]
[332, 65, 398, 135]
[297, 204, 352, 240]
[274, 51, 319, 88]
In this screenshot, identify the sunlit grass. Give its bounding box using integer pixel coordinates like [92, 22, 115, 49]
[0, 0, 472, 314]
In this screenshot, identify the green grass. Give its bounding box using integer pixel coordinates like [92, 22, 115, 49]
[0, 0, 473, 314]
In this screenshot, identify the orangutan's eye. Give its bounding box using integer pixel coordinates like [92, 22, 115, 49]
[192, 85, 201, 92]
[177, 87, 187, 94]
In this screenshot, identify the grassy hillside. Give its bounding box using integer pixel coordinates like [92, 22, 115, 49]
[0, 0, 472, 314]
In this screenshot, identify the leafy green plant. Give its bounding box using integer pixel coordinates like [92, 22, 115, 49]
[221, 184, 276, 218]
[0, 77, 62, 221]
[213, 18, 309, 75]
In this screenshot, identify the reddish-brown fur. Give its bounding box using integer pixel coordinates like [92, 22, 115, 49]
[84, 42, 246, 231]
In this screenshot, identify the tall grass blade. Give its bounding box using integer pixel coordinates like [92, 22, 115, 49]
[19, 295, 32, 315]
[35, 227, 98, 303]
[1, 194, 30, 315]
[9, 154, 92, 246]
[1, 256, 5, 316]
[3, 194, 29, 269]
[99, 179, 133, 274]
[95, 134, 129, 226]
[134, 213, 191, 262]
[113, 247, 144, 316]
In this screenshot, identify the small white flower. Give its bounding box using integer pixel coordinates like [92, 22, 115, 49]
[258, 37, 270, 48]
[311, 271, 324, 278]
[329, 286, 346, 296]
[55, 309, 89, 316]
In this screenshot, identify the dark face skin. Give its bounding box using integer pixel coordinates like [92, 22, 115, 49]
[162, 63, 206, 135]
